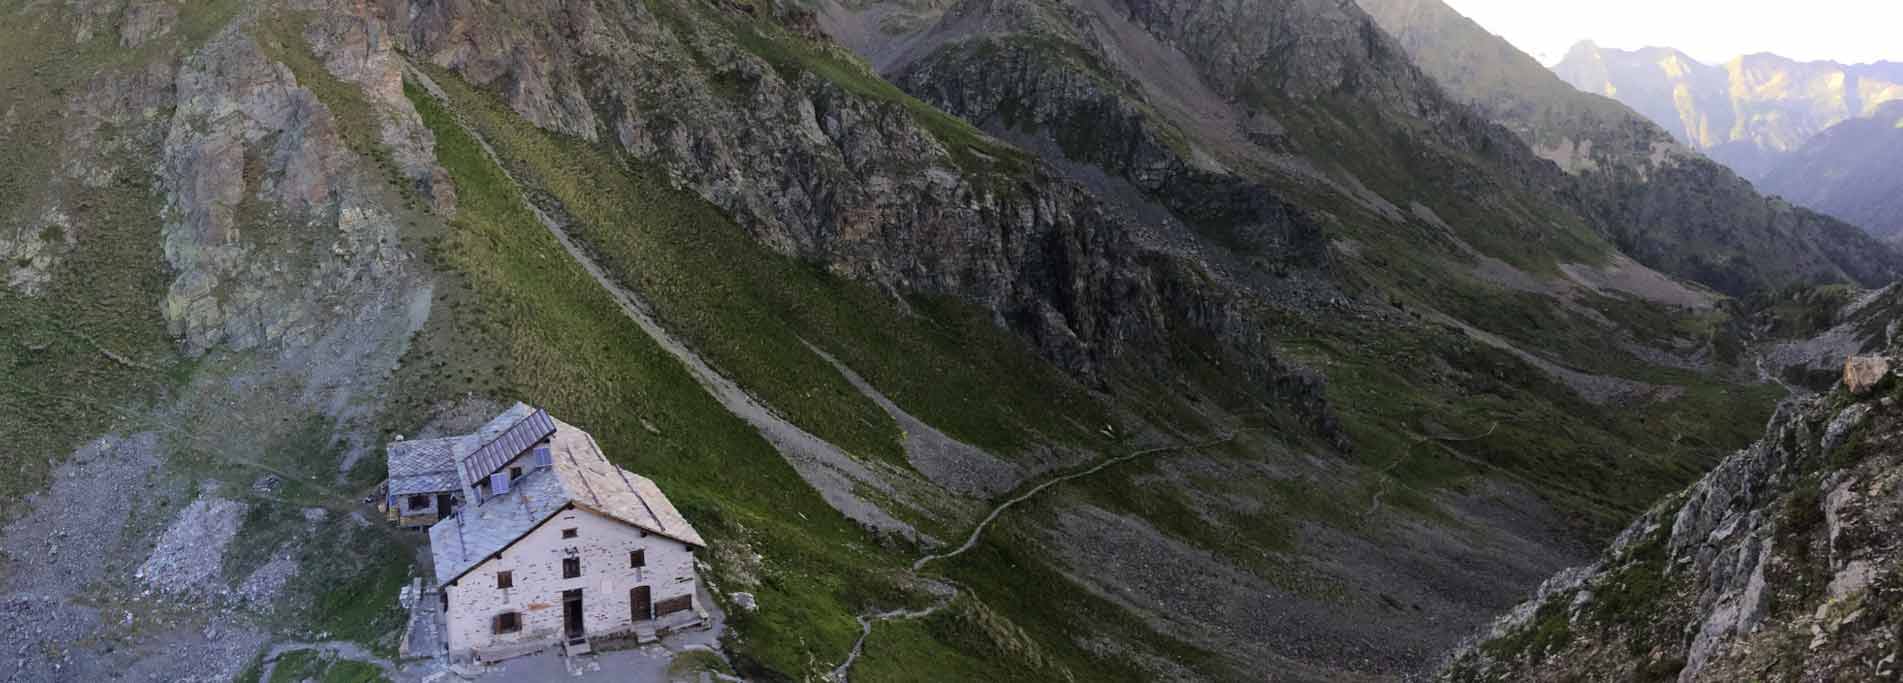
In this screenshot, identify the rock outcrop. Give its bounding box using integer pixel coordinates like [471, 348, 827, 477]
[1443, 352, 1903, 681]
[160, 19, 420, 354]
[1843, 355, 1892, 395]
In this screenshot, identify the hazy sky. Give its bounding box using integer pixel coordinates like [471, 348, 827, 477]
[1441, 0, 1903, 66]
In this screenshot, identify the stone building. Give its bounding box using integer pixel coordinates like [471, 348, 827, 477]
[388, 403, 706, 661]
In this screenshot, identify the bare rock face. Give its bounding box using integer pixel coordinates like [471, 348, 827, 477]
[389, 0, 1314, 390]
[1444, 370, 1903, 682]
[1843, 354, 1892, 395]
[159, 22, 416, 354]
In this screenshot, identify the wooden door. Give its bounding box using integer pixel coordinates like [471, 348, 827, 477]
[563, 589, 584, 637]
[630, 585, 652, 622]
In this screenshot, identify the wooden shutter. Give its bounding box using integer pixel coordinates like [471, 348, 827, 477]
[655, 595, 693, 616]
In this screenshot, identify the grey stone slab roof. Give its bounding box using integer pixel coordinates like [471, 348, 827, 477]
[544, 416, 704, 549]
[429, 468, 569, 585]
[426, 409, 705, 586]
[386, 436, 466, 496]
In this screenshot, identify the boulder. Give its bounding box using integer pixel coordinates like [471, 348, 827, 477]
[1843, 355, 1892, 395]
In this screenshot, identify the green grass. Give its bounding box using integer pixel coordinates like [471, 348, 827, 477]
[1277, 305, 1779, 536]
[1481, 599, 1574, 661]
[400, 75, 925, 676]
[0, 0, 242, 512]
[268, 650, 323, 683]
[402, 58, 1206, 679]
[664, 650, 735, 680]
[265, 649, 388, 683]
[414, 63, 1109, 463]
[298, 528, 414, 654]
[703, 5, 1033, 178]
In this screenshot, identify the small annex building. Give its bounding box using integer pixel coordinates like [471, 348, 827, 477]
[385, 403, 707, 661]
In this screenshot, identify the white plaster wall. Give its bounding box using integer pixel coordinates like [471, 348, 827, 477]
[443, 506, 697, 655]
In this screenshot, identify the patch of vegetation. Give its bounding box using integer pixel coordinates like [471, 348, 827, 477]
[265, 649, 388, 683]
[1482, 598, 1574, 661]
[855, 597, 1057, 683]
[664, 649, 735, 680]
[0, 0, 241, 512]
[1588, 523, 1674, 632]
[1751, 283, 1858, 339]
[694, 1, 1034, 177]
[254, 12, 421, 209]
[268, 650, 324, 683]
[294, 527, 414, 656]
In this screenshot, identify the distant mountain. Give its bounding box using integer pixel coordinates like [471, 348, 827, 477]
[1357, 0, 1903, 296]
[1553, 42, 1903, 180]
[1760, 100, 1903, 239]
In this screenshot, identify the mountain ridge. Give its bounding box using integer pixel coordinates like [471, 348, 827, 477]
[0, 0, 1884, 680]
[1552, 40, 1903, 181]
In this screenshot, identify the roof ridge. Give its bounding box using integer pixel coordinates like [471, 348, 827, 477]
[563, 440, 606, 509]
[591, 430, 664, 533]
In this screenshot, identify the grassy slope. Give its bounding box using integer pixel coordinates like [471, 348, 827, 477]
[0, 0, 246, 510]
[405, 49, 1218, 678]
[403, 83, 920, 674]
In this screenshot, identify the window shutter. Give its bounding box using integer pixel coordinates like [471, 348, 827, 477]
[491, 472, 510, 494]
[533, 446, 552, 468]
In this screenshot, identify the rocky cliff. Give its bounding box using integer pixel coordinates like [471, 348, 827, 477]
[1443, 349, 1903, 681]
[0, 0, 1870, 680]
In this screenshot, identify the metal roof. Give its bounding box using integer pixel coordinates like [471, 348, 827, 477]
[459, 408, 555, 486]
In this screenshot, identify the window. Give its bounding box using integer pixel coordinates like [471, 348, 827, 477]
[496, 571, 513, 589]
[509, 466, 523, 481]
[629, 549, 646, 568]
[655, 595, 693, 616]
[561, 528, 578, 539]
[493, 611, 521, 634]
[406, 495, 429, 511]
[563, 557, 581, 578]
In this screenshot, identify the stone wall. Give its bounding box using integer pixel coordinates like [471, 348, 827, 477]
[442, 507, 698, 657]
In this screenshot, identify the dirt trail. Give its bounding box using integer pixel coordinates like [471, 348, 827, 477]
[826, 430, 1245, 681]
[404, 63, 926, 542]
[1362, 422, 1499, 518]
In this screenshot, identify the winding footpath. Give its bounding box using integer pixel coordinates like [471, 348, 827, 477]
[827, 430, 1245, 681]
[404, 63, 926, 543]
[405, 61, 1248, 683]
[1362, 421, 1499, 518]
